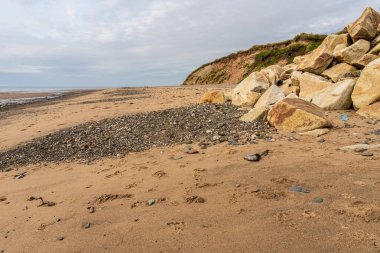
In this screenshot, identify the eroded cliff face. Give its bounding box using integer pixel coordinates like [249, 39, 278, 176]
[182, 33, 326, 86]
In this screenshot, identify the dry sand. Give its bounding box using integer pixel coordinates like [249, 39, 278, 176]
[0, 86, 380, 253]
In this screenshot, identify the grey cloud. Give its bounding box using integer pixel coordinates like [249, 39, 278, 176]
[0, 0, 379, 89]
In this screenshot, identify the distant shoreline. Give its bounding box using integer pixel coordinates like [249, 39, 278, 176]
[0, 89, 98, 112]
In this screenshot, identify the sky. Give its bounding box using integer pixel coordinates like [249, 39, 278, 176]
[0, 0, 379, 90]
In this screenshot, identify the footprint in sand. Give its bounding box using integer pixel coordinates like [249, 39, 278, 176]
[152, 170, 167, 178]
[167, 221, 185, 231]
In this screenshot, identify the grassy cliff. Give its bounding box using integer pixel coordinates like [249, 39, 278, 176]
[182, 33, 326, 85]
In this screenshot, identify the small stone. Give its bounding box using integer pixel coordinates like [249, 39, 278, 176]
[57, 236, 65, 241]
[354, 147, 368, 153]
[244, 154, 261, 162]
[362, 151, 374, 157]
[88, 207, 95, 213]
[235, 183, 241, 188]
[212, 135, 220, 141]
[147, 199, 156, 206]
[0, 196, 7, 202]
[84, 223, 91, 229]
[186, 149, 199, 154]
[314, 197, 324, 204]
[318, 138, 325, 143]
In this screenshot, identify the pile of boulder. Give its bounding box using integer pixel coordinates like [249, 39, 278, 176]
[200, 7, 380, 132]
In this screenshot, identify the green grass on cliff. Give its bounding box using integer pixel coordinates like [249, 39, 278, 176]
[183, 33, 326, 85]
[243, 41, 322, 77]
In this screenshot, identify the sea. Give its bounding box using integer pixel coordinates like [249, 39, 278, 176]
[0, 85, 121, 108]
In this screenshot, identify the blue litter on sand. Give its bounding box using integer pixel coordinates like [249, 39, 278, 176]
[340, 114, 349, 122]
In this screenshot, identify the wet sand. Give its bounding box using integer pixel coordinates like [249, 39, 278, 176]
[0, 85, 380, 253]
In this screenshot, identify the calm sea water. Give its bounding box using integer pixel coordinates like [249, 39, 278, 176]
[0, 85, 117, 92]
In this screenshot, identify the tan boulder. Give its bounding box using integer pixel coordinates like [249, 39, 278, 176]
[231, 72, 270, 106]
[293, 55, 306, 65]
[267, 98, 331, 132]
[241, 92, 262, 107]
[254, 85, 285, 108]
[311, 78, 357, 110]
[322, 63, 357, 82]
[346, 7, 380, 42]
[298, 34, 350, 74]
[239, 107, 269, 122]
[290, 71, 302, 87]
[372, 34, 380, 45]
[280, 81, 300, 96]
[352, 58, 380, 109]
[369, 43, 380, 55]
[280, 64, 298, 80]
[357, 101, 380, 119]
[352, 53, 379, 68]
[299, 72, 332, 101]
[285, 93, 299, 99]
[199, 90, 225, 104]
[223, 90, 233, 101]
[260, 65, 284, 85]
[333, 39, 371, 65]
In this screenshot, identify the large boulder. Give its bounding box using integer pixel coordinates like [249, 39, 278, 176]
[322, 63, 357, 82]
[357, 101, 380, 119]
[260, 65, 284, 85]
[280, 81, 300, 96]
[346, 7, 380, 42]
[352, 53, 379, 68]
[293, 55, 306, 65]
[280, 64, 298, 81]
[333, 39, 371, 65]
[298, 34, 350, 74]
[299, 72, 332, 101]
[311, 79, 357, 110]
[199, 90, 225, 104]
[369, 43, 380, 55]
[267, 98, 331, 132]
[239, 107, 269, 122]
[372, 34, 380, 45]
[351, 58, 380, 109]
[231, 72, 270, 106]
[254, 85, 285, 108]
[290, 71, 302, 86]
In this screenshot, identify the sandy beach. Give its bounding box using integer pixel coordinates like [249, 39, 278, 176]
[0, 86, 379, 253]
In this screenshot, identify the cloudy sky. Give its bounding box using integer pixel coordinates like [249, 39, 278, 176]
[0, 0, 379, 89]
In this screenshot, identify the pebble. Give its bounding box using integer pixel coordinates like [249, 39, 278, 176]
[244, 154, 261, 162]
[57, 236, 65, 241]
[0, 196, 7, 202]
[354, 147, 368, 153]
[0, 104, 273, 171]
[185, 149, 199, 154]
[84, 223, 91, 229]
[314, 197, 324, 204]
[147, 199, 156, 206]
[235, 183, 241, 188]
[362, 151, 374, 157]
[88, 207, 95, 213]
[318, 138, 325, 143]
